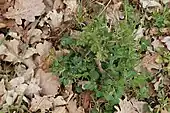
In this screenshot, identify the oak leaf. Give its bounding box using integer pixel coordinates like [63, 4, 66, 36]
[3, 0, 45, 25]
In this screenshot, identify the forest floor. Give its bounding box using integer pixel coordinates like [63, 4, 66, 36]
[0, 0, 170, 113]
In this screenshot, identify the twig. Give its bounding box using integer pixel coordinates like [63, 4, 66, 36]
[98, 0, 112, 17]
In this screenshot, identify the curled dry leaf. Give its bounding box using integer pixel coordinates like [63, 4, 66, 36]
[30, 95, 53, 112]
[3, 0, 45, 25]
[36, 69, 60, 95]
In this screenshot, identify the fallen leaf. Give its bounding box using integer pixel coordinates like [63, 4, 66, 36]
[0, 79, 6, 96]
[5, 90, 18, 105]
[46, 9, 63, 28]
[142, 53, 160, 73]
[53, 0, 64, 9]
[161, 36, 170, 50]
[30, 95, 53, 112]
[28, 28, 42, 44]
[161, 109, 170, 113]
[63, 0, 78, 13]
[52, 106, 67, 113]
[134, 26, 145, 41]
[67, 95, 85, 113]
[36, 69, 60, 95]
[51, 96, 67, 106]
[36, 41, 52, 57]
[140, 0, 162, 9]
[151, 37, 164, 50]
[115, 96, 147, 113]
[106, 2, 123, 25]
[25, 78, 41, 97]
[9, 76, 25, 88]
[3, 0, 45, 24]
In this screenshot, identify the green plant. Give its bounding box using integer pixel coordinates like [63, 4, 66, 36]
[152, 6, 170, 28]
[52, 2, 149, 112]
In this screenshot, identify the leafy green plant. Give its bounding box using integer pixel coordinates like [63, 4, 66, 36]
[52, 2, 149, 112]
[152, 6, 170, 28]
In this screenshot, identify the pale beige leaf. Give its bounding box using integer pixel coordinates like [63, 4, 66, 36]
[23, 48, 37, 59]
[67, 95, 84, 113]
[3, 0, 45, 24]
[0, 79, 6, 96]
[36, 41, 52, 56]
[30, 95, 52, 112]
[15, 84, 28, 95]
[25, 78, 41, 97]
[23, 58, 36, 69]
[5, 90, 18, 105]
[46, 10, 63, 28]
[52, 96, 67, 106]
[115, 97, 147, 113]
[161, 109, 170, 113]
[9, 76, 25, 88]
[22, 68, 34, 81]
[28, 28, 42, 44]
[53, 0, 64, 9]
[36, 69, 60, 95]
[52, 106, 67, 113]
[161, 36, 170, 50]
[140, 0, 162, 9]
[63, 0, 78, 13]
[3, 39, 19, 62]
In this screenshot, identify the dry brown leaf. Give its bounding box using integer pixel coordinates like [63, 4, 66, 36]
[3, 0, 45, 25]
[142, 53, 160, 73]
[36, 69, 60, 95]
[30, 95, 53, 112]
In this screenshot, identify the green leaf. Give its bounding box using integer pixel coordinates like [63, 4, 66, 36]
[90, 70, 99, 81]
